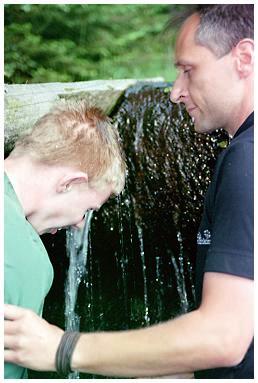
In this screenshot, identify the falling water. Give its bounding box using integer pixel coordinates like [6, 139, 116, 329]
[65, 210, 94, 379]
[170, 232, 189, 313]
[36, 82, 229, 379]
[116, 193, 129, 326]
[136, 224, 150, 325]
[155, 255, 164, 322]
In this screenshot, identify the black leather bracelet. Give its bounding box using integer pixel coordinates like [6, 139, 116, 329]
[55, 331, 81, 376]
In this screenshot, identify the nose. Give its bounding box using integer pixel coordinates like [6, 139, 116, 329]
[170, 75, 187, 104]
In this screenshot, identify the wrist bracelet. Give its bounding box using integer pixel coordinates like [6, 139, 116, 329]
[55, 331, 81, 376]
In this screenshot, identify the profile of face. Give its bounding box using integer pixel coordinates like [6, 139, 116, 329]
[27, 174, 113, 235]
[170, 13, 242, 135]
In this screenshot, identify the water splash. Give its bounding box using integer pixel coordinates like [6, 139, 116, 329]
[65, 210, 94, 378]
[170, 232, 189, 313]
[155, 255, 163, 322]
[136, 224, 150, 325]
[116, 193, 129, 326]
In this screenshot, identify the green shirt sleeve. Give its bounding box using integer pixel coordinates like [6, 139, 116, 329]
[4, 173, 54, 379]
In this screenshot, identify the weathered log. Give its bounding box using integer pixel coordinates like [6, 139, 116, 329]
[4, 78, 163, 153]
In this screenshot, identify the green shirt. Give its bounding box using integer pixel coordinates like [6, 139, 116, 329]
[4, 173, 54, 379]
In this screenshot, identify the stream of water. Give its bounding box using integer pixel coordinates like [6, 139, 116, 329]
[65, 210, 94, 379]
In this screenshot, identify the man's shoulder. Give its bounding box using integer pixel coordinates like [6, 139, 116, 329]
[216, 127, 253, 172]
[233, 124, 253, 145]
[208, 125, 253, 199]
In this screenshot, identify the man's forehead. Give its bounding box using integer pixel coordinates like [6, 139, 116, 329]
[175, 13, 200, 50]
[174, 13, 201, 65]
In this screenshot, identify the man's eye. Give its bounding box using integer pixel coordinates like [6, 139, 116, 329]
[184, 69, 191, 74]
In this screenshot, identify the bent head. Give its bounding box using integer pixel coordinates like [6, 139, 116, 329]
[34, 176, 115, 235]
[11, 100, 126, 234]
[170, 5, 254, 135]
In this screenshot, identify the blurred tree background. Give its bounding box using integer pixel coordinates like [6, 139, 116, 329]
[4, 4, 189, 84]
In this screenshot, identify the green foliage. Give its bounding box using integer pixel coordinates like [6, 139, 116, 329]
[5, 4, 188, 84]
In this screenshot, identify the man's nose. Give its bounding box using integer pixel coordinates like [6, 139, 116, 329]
[170, 77, 187, 104]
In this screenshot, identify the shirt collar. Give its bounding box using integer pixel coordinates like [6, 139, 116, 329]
[233, 112, 254, 139]
[4, 172, 24, 216]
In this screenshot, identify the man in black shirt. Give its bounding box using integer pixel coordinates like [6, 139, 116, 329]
[170, 5, 254, 378]
[4, 4, 253, 379]
[194, 113, 254, 378]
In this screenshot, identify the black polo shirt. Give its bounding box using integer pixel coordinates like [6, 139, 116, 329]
[194, 113, 254, 379]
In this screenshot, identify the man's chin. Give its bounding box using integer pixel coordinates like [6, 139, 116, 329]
[193, 120, 216, 134]
[194, 124, 206, 134]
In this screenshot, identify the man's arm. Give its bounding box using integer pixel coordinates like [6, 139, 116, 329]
[4, 272, 253, 377]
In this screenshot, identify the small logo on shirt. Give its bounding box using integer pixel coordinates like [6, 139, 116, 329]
[197, 230, 211, 245]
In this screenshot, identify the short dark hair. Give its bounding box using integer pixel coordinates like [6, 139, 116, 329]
[195, 4, 254, 57]
[169, 4, 254, 57]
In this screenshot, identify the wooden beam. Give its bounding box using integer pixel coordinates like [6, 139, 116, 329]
[4, 78, 163, 153]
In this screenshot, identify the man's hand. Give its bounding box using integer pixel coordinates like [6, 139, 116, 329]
[4, 304, 64, 371]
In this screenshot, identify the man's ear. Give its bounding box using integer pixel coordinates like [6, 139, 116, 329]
[233, 38, 254, 78]
[56, 172, 88, 193]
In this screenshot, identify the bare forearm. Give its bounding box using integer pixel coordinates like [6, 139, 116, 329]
[72, 309, 229, 377]
[5, 274, 253, 376]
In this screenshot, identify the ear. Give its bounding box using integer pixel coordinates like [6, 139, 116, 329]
[56, 172, 88, 193]
[233, 38, 254, 78]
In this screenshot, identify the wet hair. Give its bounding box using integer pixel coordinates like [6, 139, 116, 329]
[169, 4, 254, 57]
[195, 4, 254, 57]
[12, 100, 126, 194]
